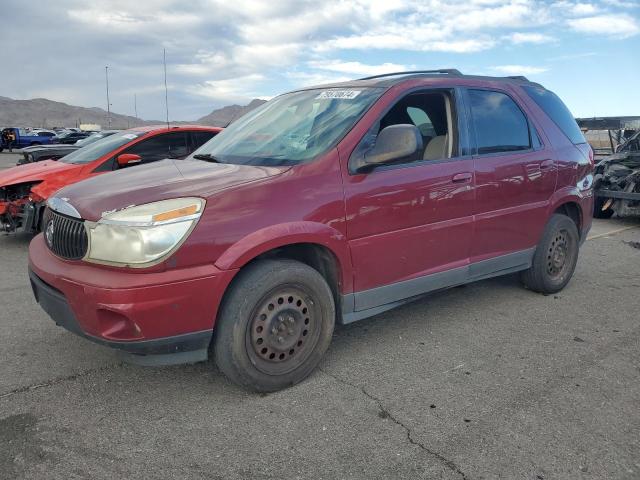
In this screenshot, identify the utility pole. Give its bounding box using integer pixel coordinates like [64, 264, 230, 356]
[105, 66, 111, 128]
[163, 49, 170, 129]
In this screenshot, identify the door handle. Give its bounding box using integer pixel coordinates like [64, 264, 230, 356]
[452, 172, 473, 183]
[540, 159, 554, 170]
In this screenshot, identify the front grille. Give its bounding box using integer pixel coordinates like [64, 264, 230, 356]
[42, 208, 88, 260]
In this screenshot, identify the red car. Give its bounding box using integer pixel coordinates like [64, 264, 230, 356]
[0, 125, 221, 233]
[29, 70, 593, 391]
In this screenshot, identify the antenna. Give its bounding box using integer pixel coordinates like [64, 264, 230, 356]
[163, 49, 170, 129]
[105, 66, 111, 128]
[134, 94, 138, 127]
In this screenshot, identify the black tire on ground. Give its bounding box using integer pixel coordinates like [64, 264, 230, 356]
[520, 213, 580, 294]
[213, 259, 335, 392]
[593, 196, 614, 219]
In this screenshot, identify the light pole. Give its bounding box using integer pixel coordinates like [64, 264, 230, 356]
[105, 66, 111, 128]
[134, 94, 138, 126]
[163, 48, 169, 129]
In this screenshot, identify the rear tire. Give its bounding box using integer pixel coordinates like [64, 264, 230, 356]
[213, 259, 335, 392]
[520, 214, 580, 294]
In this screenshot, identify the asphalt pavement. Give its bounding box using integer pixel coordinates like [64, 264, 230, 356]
[1, 151, 639, 479]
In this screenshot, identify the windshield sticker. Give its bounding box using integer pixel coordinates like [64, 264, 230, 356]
[122, 133, 139, 140]
[315, 90, 361, 100]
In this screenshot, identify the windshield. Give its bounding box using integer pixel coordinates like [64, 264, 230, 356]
[60, 131, 147, 164]
[190, 87, 383, 166]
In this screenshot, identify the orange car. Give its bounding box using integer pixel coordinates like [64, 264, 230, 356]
[0, 125, 221, 233]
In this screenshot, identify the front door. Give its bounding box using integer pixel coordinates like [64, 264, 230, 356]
[340, 89, 475, 312]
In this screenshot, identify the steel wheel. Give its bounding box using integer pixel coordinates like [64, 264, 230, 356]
[245, 285, 321, 376]
[520, 213, 580, 294]
[546, 229, 571, 281]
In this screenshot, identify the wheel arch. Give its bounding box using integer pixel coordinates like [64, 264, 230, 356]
[554, 201, 581, 229]
[548, 187, 585, 234]
[215, 221, 353, 296]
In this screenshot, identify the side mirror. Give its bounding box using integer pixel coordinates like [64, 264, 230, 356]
[363, 124, 422, 167]
[116, 153, 142, 167]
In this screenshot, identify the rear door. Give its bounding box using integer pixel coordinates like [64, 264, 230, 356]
[465, 87, 557, 264]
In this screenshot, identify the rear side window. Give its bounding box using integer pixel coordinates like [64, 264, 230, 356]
[523, 86, 585, 145]
[468, 89, 530, 154]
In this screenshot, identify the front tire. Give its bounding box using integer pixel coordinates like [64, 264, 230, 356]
[213, 259, 335, 392]
[520, 214, 580, 294]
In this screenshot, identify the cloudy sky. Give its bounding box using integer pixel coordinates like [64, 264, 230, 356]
[1, 0, 638, 120]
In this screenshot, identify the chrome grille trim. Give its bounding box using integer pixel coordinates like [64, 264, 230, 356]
[42, 208, 88, 261]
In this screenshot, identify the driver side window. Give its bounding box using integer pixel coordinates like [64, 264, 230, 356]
[379, 92, 454, 162]
[349, 90, 456, 173]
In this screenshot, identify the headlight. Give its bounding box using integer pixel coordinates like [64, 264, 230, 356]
[85, 197, 205, 267]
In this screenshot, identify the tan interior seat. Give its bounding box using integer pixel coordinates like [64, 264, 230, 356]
[423, 134, 448, 160]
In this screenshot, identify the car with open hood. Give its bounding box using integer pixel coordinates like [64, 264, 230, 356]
[29, 70, 593, 392]
[0, 125, 221, 233]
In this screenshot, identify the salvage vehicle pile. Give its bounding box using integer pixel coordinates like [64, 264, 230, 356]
[593, 131, 640, 218]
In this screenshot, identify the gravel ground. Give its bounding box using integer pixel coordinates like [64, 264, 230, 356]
[1, 151, 639, 480]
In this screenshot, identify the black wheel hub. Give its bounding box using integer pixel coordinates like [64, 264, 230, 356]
[247, 288, 317, 374]
[547, 230, 569, 278]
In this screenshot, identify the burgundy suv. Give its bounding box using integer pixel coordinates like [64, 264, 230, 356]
[29, 70, 594, 391]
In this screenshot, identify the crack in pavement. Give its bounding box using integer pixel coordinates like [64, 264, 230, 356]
[319, 368, 468, 480]
[0, 362, 126, 400]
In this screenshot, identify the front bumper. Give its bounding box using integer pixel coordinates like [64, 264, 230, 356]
[29, 234, 237, 365]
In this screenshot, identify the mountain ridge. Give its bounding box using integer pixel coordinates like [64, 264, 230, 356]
[0, 96, 266, 129]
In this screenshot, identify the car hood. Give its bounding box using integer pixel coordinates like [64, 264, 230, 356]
[0, 160, 80, 187]
[55, 159, 290, 221]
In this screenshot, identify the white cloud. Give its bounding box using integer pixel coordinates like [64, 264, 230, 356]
[491, 65, 549, 75]
[506, 32, 556, 44]
[572, 3, 600, 15]
[568, 13, 640, 37]
[284, 71, 352, 87]
[187, 74, 266, 102]
[307, 60, 411, 76]
[601, 0, 640, 7]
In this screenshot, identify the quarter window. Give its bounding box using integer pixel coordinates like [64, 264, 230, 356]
[468, 90, 531, 155]
[523, 85, 585, 145]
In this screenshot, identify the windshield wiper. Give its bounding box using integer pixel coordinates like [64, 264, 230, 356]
[192, 153, 222, 163]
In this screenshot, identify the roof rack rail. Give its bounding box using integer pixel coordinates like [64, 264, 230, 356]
[357, 69, 462, 81]
[506, 75, 529, 81]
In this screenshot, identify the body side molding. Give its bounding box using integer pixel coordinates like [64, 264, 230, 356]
[340, 248, 535, 324]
